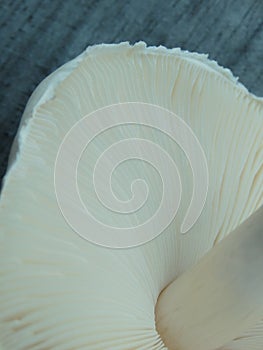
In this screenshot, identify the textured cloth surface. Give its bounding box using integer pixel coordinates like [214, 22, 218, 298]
[0, 0, 262, 183]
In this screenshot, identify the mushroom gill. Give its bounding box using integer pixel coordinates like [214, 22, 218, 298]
[0, 42, 262, 350]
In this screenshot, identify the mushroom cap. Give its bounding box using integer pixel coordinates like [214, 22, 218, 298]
[0, 42, 262, 349]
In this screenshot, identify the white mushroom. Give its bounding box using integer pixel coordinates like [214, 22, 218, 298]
[0, 42, 262, 350]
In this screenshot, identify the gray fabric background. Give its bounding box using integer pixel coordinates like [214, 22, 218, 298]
[0, 0, 262, 185]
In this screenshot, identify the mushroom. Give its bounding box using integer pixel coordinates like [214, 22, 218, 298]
[0, 42, 262, 350]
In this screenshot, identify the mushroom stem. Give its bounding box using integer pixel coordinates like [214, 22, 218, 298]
[155, 205, 263, 350]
